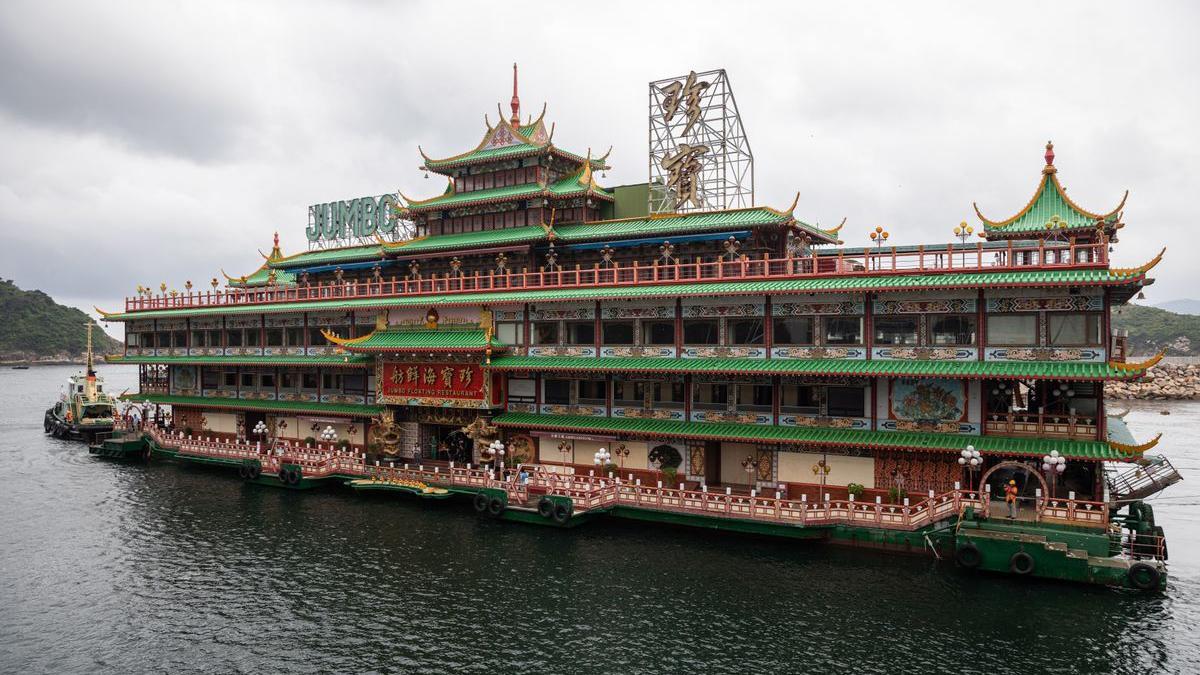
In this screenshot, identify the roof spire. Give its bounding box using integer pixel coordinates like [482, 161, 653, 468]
[510, 62, 521, 126]
[1043, 140, 1056, 174]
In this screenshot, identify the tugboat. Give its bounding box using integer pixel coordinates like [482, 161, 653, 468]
[44, 322, 116, 440]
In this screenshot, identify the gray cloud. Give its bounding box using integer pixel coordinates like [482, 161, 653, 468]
[0, 0, 1196, 341]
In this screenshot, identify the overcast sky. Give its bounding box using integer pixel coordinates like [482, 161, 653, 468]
[2, 1, 1197, 338]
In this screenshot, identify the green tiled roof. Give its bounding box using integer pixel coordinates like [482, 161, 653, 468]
[107, 354, 373, 367]
[977, 171, 1123, 235]
[334, 328, 505, 351]
[273, 244, 385, 270]
[547, 174, 613, 198]
[488, 356, 1149, 380]
[387, 225, 549, 254]
[424, 143, 543, 168]
[553, 207, 819, 242]
[493, 412, 1128, 461]
[1106, 415, 1138, 446]
[105, 268, 1147, 321]
[406, 183, 544, 211]
[125, 393, 383, 417]
[228, 266, 297, 288]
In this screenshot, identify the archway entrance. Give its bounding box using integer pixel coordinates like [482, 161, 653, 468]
[978, 460, 1050, 520]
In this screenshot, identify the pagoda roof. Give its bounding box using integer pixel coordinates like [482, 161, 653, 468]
[974, 142, 1127, 238]
[103, 266, 1153, 321]
[271, 243, 385, 270]
[552, 203, 834, 244]
[418, 111, 608, 175]
[492, 412, 1139, 462]
[321, 326, 505, 353]
[126, 393, 382, 418]
[381, 224, 550, 255]
[487, 355, 1159, 381]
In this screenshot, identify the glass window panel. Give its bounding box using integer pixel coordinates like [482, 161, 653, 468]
[613, 381, 644, 404]
[260, 373, 275, 388]
[644, 321, 675, 345]
[692, 383, 729, 409]
[567, 321, 595, 345]
[683, 319, 719, 345]
[301, 373, 319, 389]
[544, 379, 571, 405]
[265, 328, 284, 346]
[780, 385, 819, 412]
[824, 317, 862, 344]
[226, 330, 243, 347]
[602, 322, 635, 345]
[828, 386, 865, 417]
[578, 380, 606, 403]
[931, 314, 977, 346]
[240, 372, 255, 388]
[533, 322, 559, 345]
[342, 374, 365, 393]
[244, 329, 261, 347]
[1048, 313, 1101, 346]
[772, 317, 814, 345]
[729, 318, 764, 345]
[737, 384, 773, 410]
[987, 314, 1038, 346]
[496, 322, 523, 346]
[223, 372, 237, 387]
[201, 369, 219, 388]
[874, 317, 919, 346]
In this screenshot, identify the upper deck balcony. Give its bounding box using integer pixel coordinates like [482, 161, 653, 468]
[123, 239, 1109, 313]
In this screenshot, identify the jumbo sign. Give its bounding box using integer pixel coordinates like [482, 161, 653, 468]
[306, 194, 399, 243]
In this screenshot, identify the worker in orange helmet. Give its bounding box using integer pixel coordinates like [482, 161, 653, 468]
[1004, 479, 1019, 519]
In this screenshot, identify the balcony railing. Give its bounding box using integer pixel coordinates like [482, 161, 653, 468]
[983, 411, 1098, 440]
[123, 239, 1109, 313]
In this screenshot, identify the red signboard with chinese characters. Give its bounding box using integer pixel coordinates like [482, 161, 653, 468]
[381, 362, 485, 402]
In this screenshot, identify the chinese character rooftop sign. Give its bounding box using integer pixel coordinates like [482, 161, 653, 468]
[649, 69, 754, 214]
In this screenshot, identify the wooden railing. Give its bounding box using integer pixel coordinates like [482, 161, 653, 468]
[123, 240, 1108, 312]
[984, 412, 1098, 440]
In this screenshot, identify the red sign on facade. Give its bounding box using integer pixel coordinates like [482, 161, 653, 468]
[381, 362, 485, 401]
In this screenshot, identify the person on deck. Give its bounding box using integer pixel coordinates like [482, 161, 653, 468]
[1005, 479, 1019, 519]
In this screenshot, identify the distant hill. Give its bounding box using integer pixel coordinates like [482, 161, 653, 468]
[1113, 304, 1200, 356]
[1153, 299, 1200, 316]
[0, 279, 121, 362]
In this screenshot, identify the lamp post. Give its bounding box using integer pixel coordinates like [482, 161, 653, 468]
[741, 455, 760, 493]
[868, 226, 890, 271]
[253, 420, 268, 454]
[320, 424, 338, 450]
[558, 440, 572, 469]
[953, 221, 973, 266]
[593, 446, 611, 478]
[488, 439, 506, 473]
[1042, 450, 1066, 497]
[811, 458, 831, 502]
[958, 445, 982, 490]
[613, 443, 630, 469]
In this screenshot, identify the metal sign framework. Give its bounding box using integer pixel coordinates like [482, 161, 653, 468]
[648, 69, 754, 214]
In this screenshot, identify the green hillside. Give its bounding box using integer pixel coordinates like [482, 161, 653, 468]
[1112, 303, 1200, 356]
[0, 279, 121, 361]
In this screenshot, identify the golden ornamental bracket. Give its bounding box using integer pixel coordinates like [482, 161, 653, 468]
[1110, 433, 1163, 456]
[1111, 247, 1165, 277]
[1110, 350, 1166, 372]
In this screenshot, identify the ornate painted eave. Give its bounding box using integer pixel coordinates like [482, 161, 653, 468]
[321, 327, 506, 353]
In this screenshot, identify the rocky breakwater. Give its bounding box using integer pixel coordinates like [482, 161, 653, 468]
[1106, 362, 1200, 400]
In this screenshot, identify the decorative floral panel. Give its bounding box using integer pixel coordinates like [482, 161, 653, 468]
[321, 393, 366, 405]
[155, 347, 187, 357]
[778, 415, 870, 430]
[157, 318, 188, 330]
[682, 346, 765, 359]
[224, 347, 264, 356]
[872, 347, 978, 361]
[127, 320, 154, 332]
[984, 347, 1105, 362]
[188, 347, 223, 356]
[986, 295, 1102, 312]
[493, 309, 524, 321]
[877, 419, 980, 434]
[190, 317, 222, 329]
[306, 346, 337, 356]
[309, 313, 351, 327]
[226, 316, 262, 329]
[771, 346, 867, 360]
[772, 301, 863, 316]
[600, 305, 673, 320]
[689, 410, 771, 425]
[611, 406, 686, 421]
[682, 302, 763, 318]
[528, 346, 597, 357]
[170, 366, 199, 397]
[265, 314, 305, 327]
[263, 346, 306, 356]
[278, 392, 319, 402]
[506, 402, 536, 413]
[874, 451, 959, 495]
[539, 404, 607, 417]
[528, 306, 594, 321]
[872, 298, 976, 315]
[203, 389, 238, 399]
[601, 346, 676, 358]
[239, 390, 277, 401]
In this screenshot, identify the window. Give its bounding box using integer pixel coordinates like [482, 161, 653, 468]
[207, 330, 222, 346]
[323, 372, 339, 390]
[266, 328, 284, 347]
[1048, 313, 1101, 346]
[874, 317, 918, 346]
[779, 385, 819, 413]
[693, 383, 729, 410]
[932, 315, 977, 346]
[824, 317, 862, 344]
[729, 318, 764, 345]
[643, 320, 675, 345]
[650, 381, 684, 407]
[578, 380, 606, 404]
[533, 322, 559, 345]
[285, 328, 304, 346]
[827, 386, 865, 417]
[244, 329, 261, 347]
[280, 373, 297, 389]
[223, 372, 237, 387]
[126, 333, 140, 347]
[260, 373, 275, 388]
[566, 321, 595, 345]
[309, 327, 327, 347]
[496, 322, 523, 346]
[683, 319, 719, 345]
[201, 369, 219, 388]
[172, 331, 187, 347]
[773, 317, 814, 345]
[227, 330, 243, 347]
[240, 372, 255, 388]
[301, 372, 319, 389]
[737, 383, 773, 410]
[602, 322, 635, 345]
[988, 314, 1038, 346]
[191, 330, 207, 347]
[544, 379, 571, 405]
[613, 380, 644, 405]
[342, 374, 366, 393]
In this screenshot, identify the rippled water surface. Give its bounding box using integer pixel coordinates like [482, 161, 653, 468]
[2, 365, 1199, 673]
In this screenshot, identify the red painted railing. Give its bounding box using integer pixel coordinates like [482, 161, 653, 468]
[123, 240, 1108, 312]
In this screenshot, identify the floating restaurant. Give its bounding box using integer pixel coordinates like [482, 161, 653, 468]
[99, 67, 1179, 590]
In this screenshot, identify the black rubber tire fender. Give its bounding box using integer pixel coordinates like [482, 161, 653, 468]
[537, 496, 555, 519]
[552, 501, 572, 525]
[473, 492, 490, 513]
[247, 464, 261, 480]
[1009, 551, 1036, 576]
[1128, 562, 1161, 591]
[955, 543, 982, 569]
[487, 495, 504, 517]
[238, 464, 249, 479]
[286, 468, 301, 485]
[277, 468, 289, 483]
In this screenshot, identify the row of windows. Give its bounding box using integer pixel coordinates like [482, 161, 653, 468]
[197, 369, 366, 393]
[539, 380, 866, 417]
[454, 167, 539, 193]
[130, 326, 363, 349]
[500, 313, 1103, 348]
